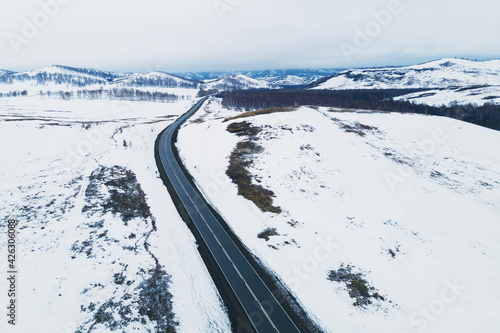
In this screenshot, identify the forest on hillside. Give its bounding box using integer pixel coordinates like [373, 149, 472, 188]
[221, 89, 500, 130]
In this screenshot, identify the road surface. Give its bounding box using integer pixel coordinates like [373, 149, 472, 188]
[155, 98, 303, 333]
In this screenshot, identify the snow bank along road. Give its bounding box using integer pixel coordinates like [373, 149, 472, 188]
[155, 98, 303, 333]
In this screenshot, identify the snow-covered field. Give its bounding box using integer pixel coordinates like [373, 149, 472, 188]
[0, 97, 231, 333]
[177, 99, 500, 332]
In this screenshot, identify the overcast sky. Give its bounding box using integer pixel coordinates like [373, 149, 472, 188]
[1, 0, 499, 73]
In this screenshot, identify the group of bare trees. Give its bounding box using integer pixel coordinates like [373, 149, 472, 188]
[125, 75, 200, 89]
[0, 90, 28, 98]
[38, 88, 181, 103]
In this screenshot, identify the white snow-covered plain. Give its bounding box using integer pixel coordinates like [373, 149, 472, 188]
[0, 97, 231, 333]
[177, 98, 500, 333]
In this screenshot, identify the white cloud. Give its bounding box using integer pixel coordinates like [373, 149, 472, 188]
[0, 0, 499, 72]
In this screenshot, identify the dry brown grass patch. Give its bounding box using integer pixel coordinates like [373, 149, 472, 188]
[224, 106, 297, 122]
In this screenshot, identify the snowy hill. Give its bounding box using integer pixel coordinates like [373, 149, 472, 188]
[119, 72, 202, 89]
[243, 69, 338, 87]
[0, 66, 278, 99]
[203, 74, 276, 91]
[0, 69, 14, 80]
[395, 85, 500, 106]
[310, 58, 500, 90]
[263, 75, 319, 86]
[7, 65, 124, 86]
[178, 68, 340, 87]
[0, 65, 124, 96]
[177, 98, 500, 333]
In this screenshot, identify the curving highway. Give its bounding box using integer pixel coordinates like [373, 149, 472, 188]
[155, 98, 303, 333]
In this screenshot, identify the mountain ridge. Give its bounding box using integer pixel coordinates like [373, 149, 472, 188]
[308, 58, 500, 90]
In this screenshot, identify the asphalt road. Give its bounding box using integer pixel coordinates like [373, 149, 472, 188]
[156, 98, 303, 333]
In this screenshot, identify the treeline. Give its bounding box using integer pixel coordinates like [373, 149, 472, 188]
[51, 65, 121, 81]
[197, 88, 219, 97]
[221, 89, 500, 130]
[125, 75, 200, 89]
[210, 77, 264, 91]
[39, 88, 182, 103]
[0, 90, 28, 98]
[1, 73, 108, 87]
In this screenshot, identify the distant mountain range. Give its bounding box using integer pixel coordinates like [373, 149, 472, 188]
[309, 58, 500, 90]
[1, 59, 499, 106]
[308, 58, 500, 106]
[177, 69, 341, 87]
[0, 65, 341, 94]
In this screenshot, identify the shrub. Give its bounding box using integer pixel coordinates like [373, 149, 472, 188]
[328, 264, 385, 307]
[258, 228, 279, 241]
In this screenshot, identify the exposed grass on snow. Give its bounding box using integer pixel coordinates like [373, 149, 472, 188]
[224, 106, 297, 122]
[77, 165, 178, 332]
[226, 120, 262, 137]
[85, 266, 178, 333]
[328, 264, 386, 308]
[137, 266, 178, 332]
[257, 227, 280, 241]
[82, 166, 153, 226]
[335, 120, 379, 137]
[226, 122, 282, 214]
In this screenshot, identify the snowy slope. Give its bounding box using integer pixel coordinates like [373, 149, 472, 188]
[9, 65, 123, 85]
[0, 97, 231, 333]
[0, 65, 119, 96]
[311, 58, 500, 90]
[0, 66, 281, 100]
[177, 98, 500, 333]
[243, 69, 338, 87]
[119, 72, 201, 89]
[264, 75, 321, 86]
[177, 68, 339, 87]
[0, 66, 203, 100]
[0, 68, 108, 97]
[395, 85, 500, 106]
[0, 69, 14, 79]
[203, 74, 276, 91]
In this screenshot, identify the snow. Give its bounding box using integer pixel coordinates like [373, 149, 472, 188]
[118, 72, 200, 88]
[312, 58, 500, 91]
[18, 65, 80, 75]
[0, 68, 201, 100]
[0, 97, 231, 333]
[395, 85, 500, 106]
[177, 98, 500, 333]
[0, 66, 278, 101]
[264, 75, 321, 86]
[204, 74, 277, 90]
